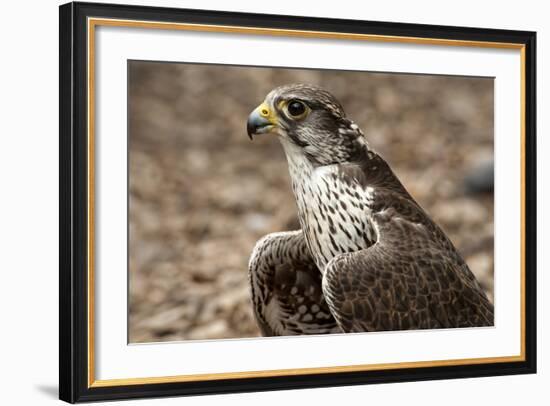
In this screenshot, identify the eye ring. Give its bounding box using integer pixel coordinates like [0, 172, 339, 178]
[286, 100, 307, 118]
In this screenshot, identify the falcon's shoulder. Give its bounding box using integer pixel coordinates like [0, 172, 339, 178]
[249, 230, 340, 336]
[322, 160, 494, 332]
[323, 232, 494, 332]
[335, 150, 412, 198]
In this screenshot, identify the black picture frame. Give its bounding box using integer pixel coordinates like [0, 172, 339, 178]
[59, 1, 537, 403]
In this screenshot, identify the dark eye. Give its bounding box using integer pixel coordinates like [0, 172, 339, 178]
[287, 100, 306, 117]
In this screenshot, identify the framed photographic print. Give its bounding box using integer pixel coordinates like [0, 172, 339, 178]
[59, 1, 537, 403]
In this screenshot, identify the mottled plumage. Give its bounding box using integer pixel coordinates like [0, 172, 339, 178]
[249, 231, 340, 336]
[247, 84, 494, 335]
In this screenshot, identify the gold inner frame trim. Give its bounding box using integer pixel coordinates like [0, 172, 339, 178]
[87, 17, 527, 388]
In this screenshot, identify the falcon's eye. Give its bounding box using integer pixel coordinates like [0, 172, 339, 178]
[287, 100, 307, 118]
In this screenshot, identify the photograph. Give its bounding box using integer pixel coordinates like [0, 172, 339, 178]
[128, 61, 495, 343]
[58, 3, 536, 402]
[1, 0, 544, 403]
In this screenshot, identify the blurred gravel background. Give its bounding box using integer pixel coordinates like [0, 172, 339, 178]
[128, 61, 494, 343]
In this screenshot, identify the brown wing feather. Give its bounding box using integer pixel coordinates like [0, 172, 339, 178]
[322, 189, 494, 332]
[249, 230, 341, 336]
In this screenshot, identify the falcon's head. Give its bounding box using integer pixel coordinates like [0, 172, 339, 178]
[247, 84, 369, 165]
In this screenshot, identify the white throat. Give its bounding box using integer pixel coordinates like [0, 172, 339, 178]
[279, 138, 376, 272]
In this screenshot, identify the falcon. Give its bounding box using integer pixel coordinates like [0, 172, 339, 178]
[246, 84, 494, 336]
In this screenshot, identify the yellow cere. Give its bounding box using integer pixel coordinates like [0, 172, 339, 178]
[258, 102, 278, 124]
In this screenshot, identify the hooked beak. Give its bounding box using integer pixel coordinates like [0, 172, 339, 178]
[247, 103, 276, 140]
